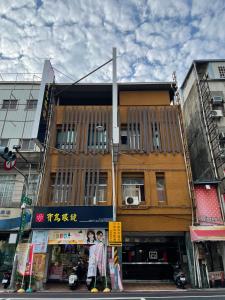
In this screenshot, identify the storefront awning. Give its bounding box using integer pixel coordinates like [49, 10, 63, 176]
[190, 226, 225, 242]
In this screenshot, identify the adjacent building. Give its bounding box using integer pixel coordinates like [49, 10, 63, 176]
[181, 60, 225, 288]
[0, 61, 54, 281]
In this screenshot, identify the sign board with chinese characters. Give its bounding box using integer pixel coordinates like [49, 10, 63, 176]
[31, 206, 113, 229]
[32, 60, 55, 144]
[48, 229, 106, 244]
[108, 221, 122, 246]
[0, 208, 32, 230]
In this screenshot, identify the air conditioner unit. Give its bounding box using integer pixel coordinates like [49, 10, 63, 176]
[219, 132, 225, 140]
[211, 110, 223, 118]
[221, 151, 225, 159]
[212, 96, 223, 105]
[125, 196, 140, 206]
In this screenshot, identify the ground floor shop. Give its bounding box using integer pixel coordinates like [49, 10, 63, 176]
[191, 225, 225, 288]
[0, 233, 16, 280]
[122, 233, 189, 282]
[30, 206, 115, 291]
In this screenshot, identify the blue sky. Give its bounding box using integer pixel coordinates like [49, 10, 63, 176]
[0, 0, 225, 85]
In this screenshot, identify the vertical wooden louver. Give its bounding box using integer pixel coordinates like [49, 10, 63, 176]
[126, 106, 182, 153]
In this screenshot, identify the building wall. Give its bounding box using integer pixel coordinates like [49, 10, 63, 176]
[0, 83, 40, 144]
[0, 82, 42, 208]
[183, 82, 214, 180]
[38, 88, 192, 233]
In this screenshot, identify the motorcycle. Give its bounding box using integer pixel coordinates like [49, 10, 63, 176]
[68, 261, 83, 290]
[2, 271, 11, 289]
[173, 264, 187, 289]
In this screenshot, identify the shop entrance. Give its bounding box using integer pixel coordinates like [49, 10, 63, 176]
[122, 236, 187, 281]
[48, 244, 89, 283]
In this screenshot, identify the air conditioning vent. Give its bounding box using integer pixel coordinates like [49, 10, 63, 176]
[125, 196, 140, 206]
[211, 110, 223, 118]
[212, 96, 223, 104]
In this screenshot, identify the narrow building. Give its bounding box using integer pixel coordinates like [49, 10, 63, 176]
[181, 60, 225, 288]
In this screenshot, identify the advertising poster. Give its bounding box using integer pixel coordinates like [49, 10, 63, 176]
[32, 230, 48, 253]
[48, 229, 105, 245]
[33, 254, 46, 280]
[16, 243, 30, 275]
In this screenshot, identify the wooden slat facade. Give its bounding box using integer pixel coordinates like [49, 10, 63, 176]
[39, 105, 185, 207]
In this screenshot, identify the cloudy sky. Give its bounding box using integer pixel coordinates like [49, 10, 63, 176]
[0, 0, 225, 86]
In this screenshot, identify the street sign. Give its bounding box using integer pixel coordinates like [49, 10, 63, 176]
[4, 159, 16, 170]
[21, 195, 32, 206]
[108, 221, 122, 246]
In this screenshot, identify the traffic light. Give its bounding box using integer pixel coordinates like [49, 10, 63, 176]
[0, 146, 16, 161]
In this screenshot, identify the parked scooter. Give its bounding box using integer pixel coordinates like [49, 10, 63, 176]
[1, 271, 11, 289]
[68, 261, 83, 290]
[173, 264, 187, 289]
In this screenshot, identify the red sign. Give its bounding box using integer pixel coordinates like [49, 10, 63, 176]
[4, 159, 16, 170]
[25, 244, 34, 276]
[195, 185, 223, 225]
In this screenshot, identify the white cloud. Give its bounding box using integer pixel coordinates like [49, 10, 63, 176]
[0, 0, 224, 85]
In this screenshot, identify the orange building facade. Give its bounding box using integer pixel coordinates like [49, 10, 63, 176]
[35, 82, 193, 284]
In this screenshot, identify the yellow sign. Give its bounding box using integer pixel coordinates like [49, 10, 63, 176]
[108, 221, 122, 246]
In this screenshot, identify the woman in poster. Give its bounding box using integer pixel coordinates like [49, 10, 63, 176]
[86, 230, 96, 244]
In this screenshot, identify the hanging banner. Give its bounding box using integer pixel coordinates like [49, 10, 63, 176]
[16, 243, 30, 275]
[33, 254, 46, 280]
[32, 230, 48, 253]
[87, 242, 106, 278]
[195, 185, 223, 225]
[25, 244, 34, 276]
[48, 229, 106, 245]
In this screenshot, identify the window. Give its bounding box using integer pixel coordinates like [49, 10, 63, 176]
[20, 139, 35, 151]
[128, 124, 140, 149]
[88, 124, 107, 150]
[2, 100, 18, 109]
[51, 172, 73, 203]
[0, 175, 16, 206]
[218, 66, 225, 79]
[85, 172, 107, 205]
[56, 126, 76, 150]
[121, 124, 128, 145]
[152, 122, 161, 150]
[0, 139, 9, 147]
[122, 173, 145, 205]
[22, 174, 39, 204]
[156, 173, 167, 202]
[26, 99, 38, 110]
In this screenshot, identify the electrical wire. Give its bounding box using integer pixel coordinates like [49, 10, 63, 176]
[54, 58, 113, 97]
[53, 67, 76, 82]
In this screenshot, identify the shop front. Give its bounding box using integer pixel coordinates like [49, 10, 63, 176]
[0, 208, 32, 280]
[31, 206, 113, 290]
[191, 226, 225, 288]
[122, 233, 188, 281]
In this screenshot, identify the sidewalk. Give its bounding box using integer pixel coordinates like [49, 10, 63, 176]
[0, 282, 180, 293]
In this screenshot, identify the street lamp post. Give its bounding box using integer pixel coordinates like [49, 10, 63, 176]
[9, 172, 29, 291]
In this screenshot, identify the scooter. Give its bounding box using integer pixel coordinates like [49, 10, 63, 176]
[2, 271, 11, 289]
[68, 261, 83, 290]
[173, 264, 187, 289]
